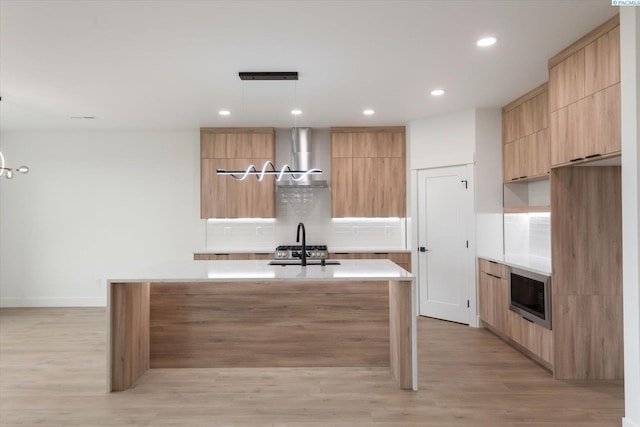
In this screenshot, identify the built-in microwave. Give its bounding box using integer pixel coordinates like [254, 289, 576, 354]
[508, 267, 552, 330]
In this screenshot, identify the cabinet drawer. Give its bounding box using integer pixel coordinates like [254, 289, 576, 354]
[507, 310, 554, 367]
[478, 258, 508, 279]
[479, 272, 509, 335]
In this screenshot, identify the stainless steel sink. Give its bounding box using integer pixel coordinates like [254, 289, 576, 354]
[268, 260, 341, 266]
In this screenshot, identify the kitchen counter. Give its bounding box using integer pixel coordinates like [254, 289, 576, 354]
[478, 254, 551, 276]
[193, 248, 411, 255]
[109, 259, 414, 282]
[107, 260, 416, 393]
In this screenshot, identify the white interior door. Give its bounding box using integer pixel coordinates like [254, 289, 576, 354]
[417, 165, 472, 324]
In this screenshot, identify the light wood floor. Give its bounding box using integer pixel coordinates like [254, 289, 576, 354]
[0, 308, 624, 426]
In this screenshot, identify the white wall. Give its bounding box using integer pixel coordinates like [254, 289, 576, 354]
[0, 131, 204, 307]
[407, 109, 476, 170]
[621, 7, 640, 427]
[474, 108, 504, 260]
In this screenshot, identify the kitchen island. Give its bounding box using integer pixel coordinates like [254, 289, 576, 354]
[107, 259, 416, 392]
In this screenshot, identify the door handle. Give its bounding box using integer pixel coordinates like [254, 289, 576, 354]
[419, 246, 429, 252]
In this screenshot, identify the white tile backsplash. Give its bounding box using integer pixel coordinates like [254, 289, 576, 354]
[504, 212, 550, 259]
[206, 187, 407, 251]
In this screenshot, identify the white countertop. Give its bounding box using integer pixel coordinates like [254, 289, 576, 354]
[194, 248, 410, 254]
[108, 259, 414, 284]
[478, 254, 552, 276]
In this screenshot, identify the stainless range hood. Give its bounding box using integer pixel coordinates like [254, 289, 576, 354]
[277, 127, 328, 188]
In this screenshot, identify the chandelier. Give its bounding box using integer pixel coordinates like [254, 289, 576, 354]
[0, 151, 29, 179]
[216, 160, 321, 181]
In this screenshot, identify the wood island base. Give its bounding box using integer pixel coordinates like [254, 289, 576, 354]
[108, 278, 416, 392]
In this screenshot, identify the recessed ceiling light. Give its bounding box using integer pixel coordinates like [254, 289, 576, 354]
[291, 109, 302, 116]
[477, 37, 497, 47]
[219, 110, 231, 116]
[430, 89, 445, 96]
[363, 109, 375, 115]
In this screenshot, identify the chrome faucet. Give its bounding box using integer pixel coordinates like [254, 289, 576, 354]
[296, 222, 307, 266]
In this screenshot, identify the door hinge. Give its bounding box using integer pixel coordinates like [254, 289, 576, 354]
[461, 180, 468, 189]
[467, 300, 470, 308]
[466, 240, 468, 248]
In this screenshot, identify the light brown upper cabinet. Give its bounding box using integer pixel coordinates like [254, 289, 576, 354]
[502, 83, 550, 183]
[200, 128, 275, 219]
[331, 127, 406, 218]
[548, 15, 620, 167]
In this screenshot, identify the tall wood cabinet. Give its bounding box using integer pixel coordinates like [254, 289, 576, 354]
[545, 14, 623, 380]
[550, 167, 623, 380]
[331, 127, 406, 218]
[548, 15, 620, 166]
[502, 83, 550, 182]
[200, 128, 276, 219]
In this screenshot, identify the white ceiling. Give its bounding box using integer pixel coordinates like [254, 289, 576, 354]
[0, 0, 618, 131]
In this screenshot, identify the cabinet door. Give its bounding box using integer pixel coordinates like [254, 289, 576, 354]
[352, 132, 377, 157]
[530, 129, 550, 177]
[226, 133, 252, 158]
[550, 101, 584, 166]
[592, 83, 621, 156]
[516, 130, 550, 179]
[478, 273, 494, 326]
[585, 27, 620, 96]
[531, 90, 549, 131]
[549, 49, 585, 112]
[251, 132, 275, 159]
[502, 108, 517, 144]
[377, 132, 405, 158]
[249, 132, 276, 218]
[331, 133, 352, 158]
[503, 141, 519, 182]
[479, 272, 508, 335]
[508, 312, 553, 366]
[226, 158, 252, 218]
[251, 158, 275, 218]
[201, 132, 227, 159]
[331, 158, 353, 218]
[201, 159, 227, 218]
[517, 136, 533, 179]
[376, 158, 405, 217]
[352, 158, 376, 217]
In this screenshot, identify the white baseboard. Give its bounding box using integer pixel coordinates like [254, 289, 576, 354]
[0, 297, 106, 308]
[624, 418, 640, 427]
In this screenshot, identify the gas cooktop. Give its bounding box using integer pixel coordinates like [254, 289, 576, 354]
[275, 245, 328, 260]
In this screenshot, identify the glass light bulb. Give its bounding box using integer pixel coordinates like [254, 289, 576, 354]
[17, 166, 29, 174]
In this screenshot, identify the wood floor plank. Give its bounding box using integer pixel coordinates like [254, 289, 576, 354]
[0, 308, 625, 426]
